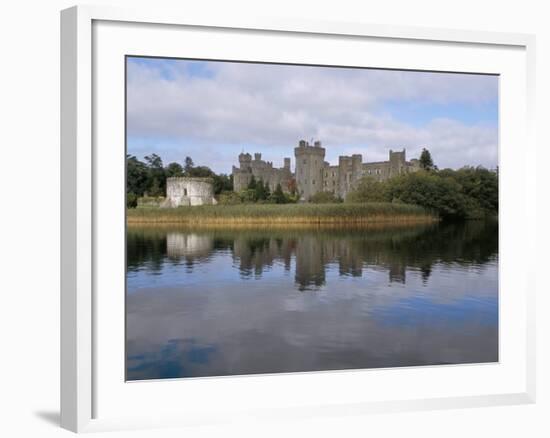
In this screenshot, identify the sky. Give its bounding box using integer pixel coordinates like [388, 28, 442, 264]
[126, 57, 498, 174]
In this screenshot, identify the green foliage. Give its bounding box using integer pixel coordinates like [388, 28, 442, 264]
[444, 166, 498, 214]
[346, 167, 498, 220]
[387, 172, 467, 219]
[240, 189, 258, 203]
[419, 148, 436, 171]
[254, 179, 269, 201]
[165, 162, 184, 178]
[136, 196, 165, 208]
[345, 177, 388, 203]
[247, 175, 257, 190]
[126, 192, 138, 209]
[126, 153, 232, 201]
[186, 165, 215, 178]
[184, 156, 194, 174]
[217, 191, 242, 205]
[126, 155, 149, 196]
[212, 173, 233, 195]
[144, 153, 165, 196]
[270, 183, 287, 204]
[309, 191, 342, 204]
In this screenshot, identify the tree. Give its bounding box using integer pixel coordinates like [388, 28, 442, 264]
[165, 162, 184, 178]
[387, 172, 468, 219]
[126, 192, 138, 209]
[263, 180, 271, 199]
[144, 153, 165, 196]
[184, 156, 194, 174]
[241, 189, 257, 203]
[247, 175, 257, 190]
[419, 148, 436, 171]
[212, 173, 233, 195]
[187, 165, 215, 178]
[346, 176, 389, 203]
[450, 166, 498, 215]
[255, 179, 268, 201]
[144, 153, 163, 169]
[126, 154, 149, 197]
[271, 183, 287, 204]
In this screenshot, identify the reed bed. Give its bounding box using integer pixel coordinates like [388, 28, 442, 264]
[127, 202, 437, 225]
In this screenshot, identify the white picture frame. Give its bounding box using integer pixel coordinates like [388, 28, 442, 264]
[60, 4, 537, 433]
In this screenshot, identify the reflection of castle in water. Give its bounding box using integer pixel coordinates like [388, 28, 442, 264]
[128, 221, 497, 291]
[166, 233, 213, 257]
[165, 230, 412, 290]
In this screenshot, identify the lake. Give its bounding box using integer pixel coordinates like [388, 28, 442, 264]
[126, 220, 498, 380]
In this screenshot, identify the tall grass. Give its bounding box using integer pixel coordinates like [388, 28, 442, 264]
[127, 202, 437, 225]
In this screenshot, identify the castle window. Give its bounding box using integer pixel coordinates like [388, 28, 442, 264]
[312, 180, 315, 185]
[184, 188, 188, 196]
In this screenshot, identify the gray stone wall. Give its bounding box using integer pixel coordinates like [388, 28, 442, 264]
[232, 152, 293, 193]
[163, 177, 217, 207]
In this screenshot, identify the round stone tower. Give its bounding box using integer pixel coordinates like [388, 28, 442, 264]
[294, 139, 326, 201]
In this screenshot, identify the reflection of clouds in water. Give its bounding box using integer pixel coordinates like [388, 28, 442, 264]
[127, 338, 218, 380]
[127, 261, 497, 379]
[126, 222, 498, 379]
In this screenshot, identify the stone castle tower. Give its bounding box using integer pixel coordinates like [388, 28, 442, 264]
[294, 140, 326, 201]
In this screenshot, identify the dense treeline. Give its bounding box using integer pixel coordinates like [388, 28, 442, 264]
[346, 164, 498, 220]
[126, 154, 232, 207]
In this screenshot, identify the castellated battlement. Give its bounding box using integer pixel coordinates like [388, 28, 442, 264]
[295, 139, 326, 157]
[233, 150, 294, 193]
[233, 140, 422, 201]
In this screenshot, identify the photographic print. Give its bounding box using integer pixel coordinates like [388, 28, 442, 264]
[125, 57, 499, 381]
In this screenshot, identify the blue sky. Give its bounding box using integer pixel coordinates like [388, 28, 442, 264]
[126, 57, 498, 174]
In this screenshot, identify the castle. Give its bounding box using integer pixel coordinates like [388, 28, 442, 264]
[232, 139, 421, 201]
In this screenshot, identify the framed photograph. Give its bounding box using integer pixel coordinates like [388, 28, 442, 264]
[61, 5, 536, 433]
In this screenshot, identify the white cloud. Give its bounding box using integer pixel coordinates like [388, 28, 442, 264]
[127, 60, 498, 170]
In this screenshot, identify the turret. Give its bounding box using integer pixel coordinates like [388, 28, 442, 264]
[389, 148, 406, 177]
[295, 139, 326, 201]
[238, 152, 252, 169]
[284, 157, 291, 170]
[351, 154, 363, 184]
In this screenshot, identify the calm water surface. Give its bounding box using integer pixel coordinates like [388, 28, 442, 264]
[126, 221, 498, 380]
